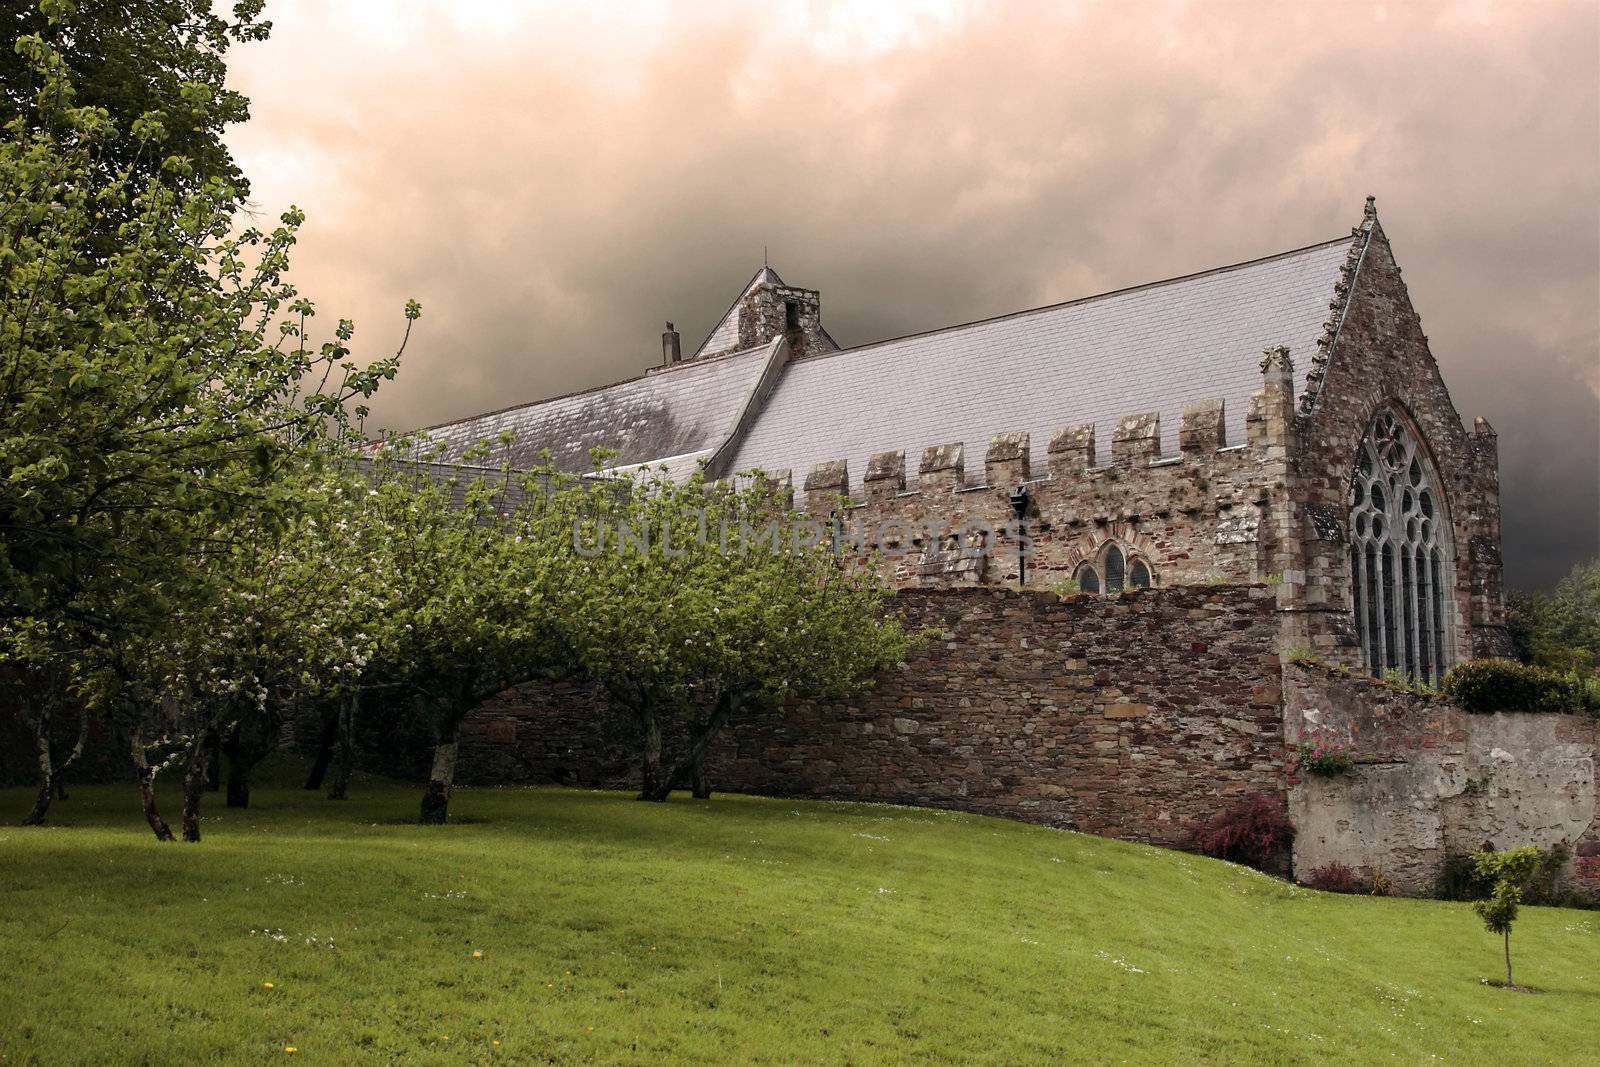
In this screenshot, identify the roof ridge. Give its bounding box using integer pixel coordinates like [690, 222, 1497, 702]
[784, 234, 1357, 367]
[409, 340, 771, 435]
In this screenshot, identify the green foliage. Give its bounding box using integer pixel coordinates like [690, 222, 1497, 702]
[1050, 576, 1080, 596]
[1472, 847, 1541, 935]
[1506, 559, 1600, 673]
[0, 24, 417, 833]
[1285, 646, 1318, 665]
[548, 465, 914, 800]
[1379, 667, 1438, 696]
[1505, 588, 1539, 664]
[0, 29, 413, 642]
[1436, 844, 1594, 910]
[1443, 660, 1599, 717]
[294, 448, 570, 821]
[0, 0, 269, 208]
[1471, 845, 1543, 988]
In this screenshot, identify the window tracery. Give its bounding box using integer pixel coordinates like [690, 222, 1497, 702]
[1349, 408, 1452, 683]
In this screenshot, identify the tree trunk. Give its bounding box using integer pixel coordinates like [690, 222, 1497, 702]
[669, 693, 738, 803]
[20, 704, 89, 826]
[181, 734, 212, 842]
[419, 738, 457, 824]
[637, 711, 669, 802]
[690, 748, 711, 800]
[130, 728, 175, 842]
[222, 723, 252, 809]
[419, 696, 465, 824]
[303, 701, 339, 790]
[205, 731, 221, 792]
[1504, 930, 1513, 989]
[328, 691, 358, 801]
[19, 705, 54, 827]
[225, 754, 252, 809]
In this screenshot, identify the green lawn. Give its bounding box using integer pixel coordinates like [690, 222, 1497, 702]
[1, 769, 1595, 1065]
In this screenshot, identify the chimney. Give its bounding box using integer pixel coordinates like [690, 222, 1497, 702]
[662, 321, 681, 366]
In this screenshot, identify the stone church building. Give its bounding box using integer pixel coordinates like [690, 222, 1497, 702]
[421, 197, 1511, 677]
[415, 199, 1595, 894]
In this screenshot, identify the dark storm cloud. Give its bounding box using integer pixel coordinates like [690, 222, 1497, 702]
[228, 0, 1598, 588]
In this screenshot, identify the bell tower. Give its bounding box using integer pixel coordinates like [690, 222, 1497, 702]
[690, 265, 837, 362]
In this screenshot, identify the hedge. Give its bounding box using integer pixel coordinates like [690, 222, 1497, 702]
[1442, 659, 1600, 717]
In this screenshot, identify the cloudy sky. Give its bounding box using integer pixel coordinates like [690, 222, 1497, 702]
[227, 0, 1598, 589]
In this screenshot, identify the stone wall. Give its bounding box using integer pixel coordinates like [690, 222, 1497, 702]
[461, 584, 1286, 847]
[1284, 663, 1599, 895]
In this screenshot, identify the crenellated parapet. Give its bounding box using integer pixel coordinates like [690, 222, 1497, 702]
[787, 379, 1300, 592]
[863, 449, 905, 502]
[985, 431, 1030, 487]
[1179, 399, 1226, 452]
[1047, 424, 1095, 475]
[802, 458, 848, 502]
[918, 442, 965, 492]
[1111, 413, 1160, 467]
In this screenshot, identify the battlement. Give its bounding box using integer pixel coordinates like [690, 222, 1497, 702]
[743, 386, 1298, 594]
[789, 391, 1282, 509]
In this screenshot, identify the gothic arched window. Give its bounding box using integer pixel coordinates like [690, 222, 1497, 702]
[1074, 544, 1155, 595]
[1076, 563, 1100, 593]
[1348, 408, 1452, 683]
[1104, 545, 1125, 593]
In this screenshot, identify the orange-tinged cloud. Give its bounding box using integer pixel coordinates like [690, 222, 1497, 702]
[226, 0, 1598, 587]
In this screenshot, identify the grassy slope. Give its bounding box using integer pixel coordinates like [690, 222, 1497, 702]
[1, 771, 1595, 1066]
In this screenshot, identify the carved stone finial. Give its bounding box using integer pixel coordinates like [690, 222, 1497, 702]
[1364, 195, 1377, 220]
[1260, 345, 1293, 374]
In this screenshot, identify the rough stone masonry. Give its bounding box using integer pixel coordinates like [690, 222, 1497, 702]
[461, 585, 1598, 894]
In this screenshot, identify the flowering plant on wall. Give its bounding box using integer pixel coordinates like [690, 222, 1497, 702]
[1294, 729, 1355, 776]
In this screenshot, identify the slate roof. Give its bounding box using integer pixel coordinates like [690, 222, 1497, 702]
[726, 236, 1355, 491]
[415, 342, 774, 473]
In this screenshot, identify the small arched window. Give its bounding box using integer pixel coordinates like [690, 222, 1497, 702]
[1130, 560, 1151, 589]
[1104, 545, 1125, 593]
[1076, 564, 1100, 593]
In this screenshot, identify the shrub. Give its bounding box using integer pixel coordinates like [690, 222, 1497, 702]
[1436, 851, 1496, 901]
[1379, 667, 1438, 696]
[1436, 843, 1595, 909]
[1294, 730, 1355, 776]
[1196, 793, 1294, 872]
[1443, 659, 1599, 717]
[1471, 846, 1543, 989]
[1306, 862, 1364, 894]
[1370, 869, 1393, 897]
